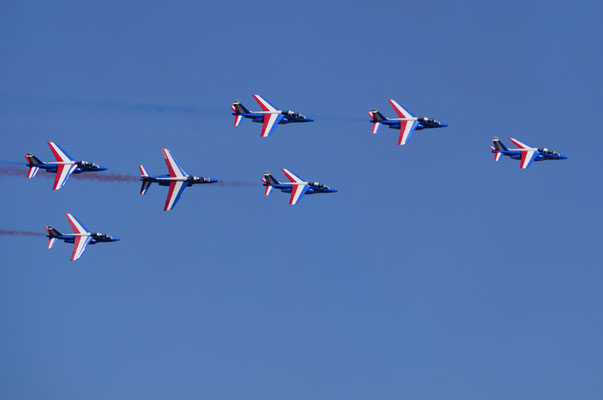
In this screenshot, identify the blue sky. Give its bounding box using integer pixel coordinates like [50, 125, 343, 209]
[1, 1, 602, 399]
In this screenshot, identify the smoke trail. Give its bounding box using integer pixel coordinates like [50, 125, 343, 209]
[2, 165, 258, 188]
[0, 93, 225, 117]
[214, 181, 257, 188]
[70, 172, 138, 183]
[0, 229, 45, 237]
[0, 166, 138, 183]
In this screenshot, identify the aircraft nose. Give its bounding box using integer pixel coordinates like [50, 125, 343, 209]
[331, 189, 338, 193]
[98, 166, 108, 171]
[440, 123, 449, 127]
[112, 237, 120, 241]
[306, 117, 314, 122]
[210, 178, 218, 183]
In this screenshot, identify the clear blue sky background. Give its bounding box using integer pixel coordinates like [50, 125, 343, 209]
[1, 1, 602, 399]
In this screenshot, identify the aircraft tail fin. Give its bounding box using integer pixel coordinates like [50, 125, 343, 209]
[139, 165, 151, 195]
[231, 101, 249, 126]
[45, 226, 60, 248]
[368, 109, 385, 134]
[263, 172, 279, 185]
[369, 109, 387, 122]
[262, 172, 279, 196]
[231, 100, 250, 115]
[25, 153, 42, 178]
[492, 137, 508, 151]
[45, 226, 62, 237]
[491, 137, 507, 162]
[25, 153, 42, 165]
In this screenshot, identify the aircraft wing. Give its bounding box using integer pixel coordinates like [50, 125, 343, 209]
[388, 100, 415, 119]
[252, 94, 279, 112]
[71, 235, 93, 261]
[508, 138, 532, 150]
[164, 181, 187, 211]
[289, 184, 309, 205]
[66, 213, 90, 234]
[52, 163, 77, 190]
[162, 149, 188, 178]
[260, 113, 284, 137]
[47, 142, 74, 162]
[398, 120, 419, 146]
[520, 150, 537, 169]
[281, 169, 304, 184]
[508, 138, 537, 169]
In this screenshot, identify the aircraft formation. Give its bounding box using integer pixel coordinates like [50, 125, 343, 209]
[21, 94, 567, 260]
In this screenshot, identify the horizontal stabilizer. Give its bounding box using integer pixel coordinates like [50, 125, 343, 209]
[140, 180, 151, 195]
[27, 166, 39, 178]
[261, 178, 273, 196]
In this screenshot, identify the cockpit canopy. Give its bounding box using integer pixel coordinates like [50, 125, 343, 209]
[537, 148, 559, 155]
[79, 161, 99, 168]
[191, 176, 212, 183]
[309, 182, 329, 189]
[421, 117, 439, 124]
[283, 110, 305, 119]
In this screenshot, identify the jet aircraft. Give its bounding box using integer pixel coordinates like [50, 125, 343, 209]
[490, 137, 568, 169]
[25, 142, 107, 190]
[45, 213, 119, 261]
[230, 95, 313, 137]
[368, 99, 448, 145]
[139, 149, 218, 211]
[261, 169, 337, 205]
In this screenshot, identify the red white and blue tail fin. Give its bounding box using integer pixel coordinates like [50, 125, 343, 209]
[25, 153, 42, 178]
[27, 166, 39, 178]
[491, 138, 507, 161]
[262, 172, 279, 196]
[368, 109, 386, 134]
[45, 226, 61, 249]
[261, 178, 273, 196]
[139, 165, 151, 195]
[231, 101, 249, 126]
[490, 146, 503, 161]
